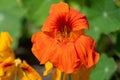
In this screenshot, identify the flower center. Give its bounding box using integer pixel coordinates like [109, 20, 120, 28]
[56, 25, 71, 43]
[60, 25, 70, 38]
[56, 25, 84, 44]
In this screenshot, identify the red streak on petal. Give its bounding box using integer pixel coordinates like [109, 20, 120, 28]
[2, 62, 13, 68]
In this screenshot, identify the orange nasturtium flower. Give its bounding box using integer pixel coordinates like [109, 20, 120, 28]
[32, 1, 99, 74]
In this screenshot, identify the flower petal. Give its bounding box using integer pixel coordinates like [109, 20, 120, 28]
[0, 32, 12, 51]
[42, 2, 69, 32]
[19, 60, 42, 80]
[49, 42, 80, 73]
[69, 8, 89, 31]
[50, 2, 69, 15]
[42, 2, 89, 33]
[32, 32, 57, 64]
[43, 61, 53, 76]
[0, 57, 15, 79]
[75, 35, 99, 68]
[0, 48, 15, 62]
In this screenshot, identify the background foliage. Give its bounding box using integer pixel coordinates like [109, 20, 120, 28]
[0, 0, 120, 80]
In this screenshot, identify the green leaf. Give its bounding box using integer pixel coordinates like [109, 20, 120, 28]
[85, 0, 120, 41]
[68, 0, 120, 41]
[21, 0, 60, 26]
[0, 0, 16, 10]
[0, 0, 24, 48]
[90, 54, 117, 80]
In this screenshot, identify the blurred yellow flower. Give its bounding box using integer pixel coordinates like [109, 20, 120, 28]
[14, 59, 42, 80]
[0, 32, 42, 80]
[0, 32, 15, 80]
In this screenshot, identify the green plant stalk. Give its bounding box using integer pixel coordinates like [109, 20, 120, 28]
[61, 72, 64, 80]
[67, 74, 72, 80]
[60, 72, 72, 80]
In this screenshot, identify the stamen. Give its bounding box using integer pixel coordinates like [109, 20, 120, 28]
[61, 25, 70, 38]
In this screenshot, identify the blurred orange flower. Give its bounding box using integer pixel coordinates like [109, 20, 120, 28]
[32, 2, 99, 73]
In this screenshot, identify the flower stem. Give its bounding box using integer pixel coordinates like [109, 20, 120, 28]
[67, 74, 72, 80]
[61, 72, 64, 80]
[60, 73, 72, 80]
